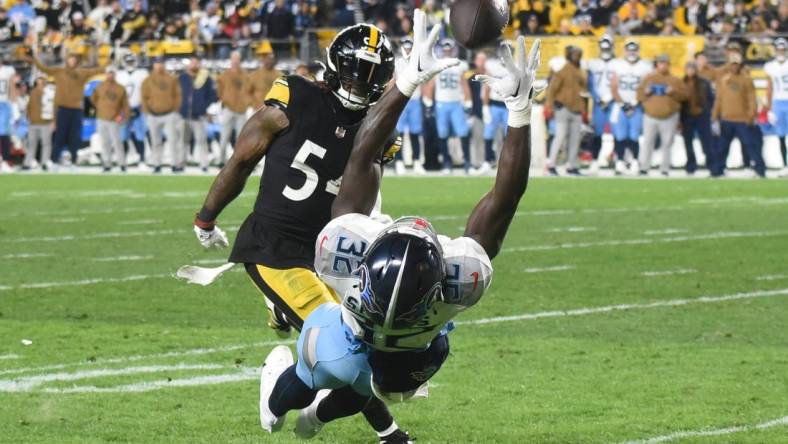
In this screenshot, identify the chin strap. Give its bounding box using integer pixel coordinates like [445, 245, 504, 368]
[332, 88, 368, 111]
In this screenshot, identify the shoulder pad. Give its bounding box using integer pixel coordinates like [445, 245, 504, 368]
[264, 76, 291, 109]
[440, 236, 493, 308]
[315, 214, 386, 297]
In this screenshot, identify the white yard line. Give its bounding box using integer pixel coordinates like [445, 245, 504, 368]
[690, 196, 788, 205]
[193, 258, 230, 265]
[42, 367, 260, 393]
[0, 274, 171, 291]
[524, 265, 575, 273]
[1, 253, 54, 259]
[642, 269, 697, 277]
[0, 340, 294, 376]
[5, 204, 197, 218]
[503, 230, 788, 253]
[0, 354, 19, 360]
[455, 287, 788, 326]
[91, 255, 154, 262]
[618, 415, 788, 444]
[643, 228, 688, 236]
[0, 363, 225, 392]
[52, 218, 86, 223]
[117, 220, 162, 225]
[756, 274, 788, 281]
[10, 229, 179, 243]
[545, 227, 596, 233]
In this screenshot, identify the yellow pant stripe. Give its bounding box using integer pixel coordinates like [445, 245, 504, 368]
[255, 265, 339, 323]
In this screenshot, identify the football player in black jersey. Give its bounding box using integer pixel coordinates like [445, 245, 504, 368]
[191, 24, 410, 443]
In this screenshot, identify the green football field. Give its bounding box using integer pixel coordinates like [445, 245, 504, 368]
[1, 174, 787, 444]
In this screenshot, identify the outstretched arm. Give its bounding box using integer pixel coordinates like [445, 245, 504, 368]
[332, 9, 458, 218]
[464, 37, 541, 260]
[193, 106, 288, 248]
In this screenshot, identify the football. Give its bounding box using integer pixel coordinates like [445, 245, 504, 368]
[450, 0, 509, 49]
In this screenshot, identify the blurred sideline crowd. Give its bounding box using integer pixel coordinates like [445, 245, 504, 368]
[1, 1, 788, 177]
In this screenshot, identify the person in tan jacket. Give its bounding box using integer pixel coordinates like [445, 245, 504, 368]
[23, 75, 56, 170]
[91, 67, 131, 172]
[28, 50, 107, 167]
[141, 57, 181, 173]
[243, 50, 282, 110]
[216, 51, 247, 167]
[710, 53, 766, 177]
[545, 45, 587, 175]
[636, 54, 688, 176]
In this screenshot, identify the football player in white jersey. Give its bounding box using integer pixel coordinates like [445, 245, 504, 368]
[426, 38, 472, 173]
[115, 53, 149, 169]
[258, 27, 540, 441]
[394, 37, 426, 175]
[610, 40, 653, 175]
[587, 35, 616, 174]
[0, 53, 17, 171]
[764, 37, 788, 176]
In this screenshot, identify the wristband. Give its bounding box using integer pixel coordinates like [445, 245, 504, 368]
[194, 212, 216, 230]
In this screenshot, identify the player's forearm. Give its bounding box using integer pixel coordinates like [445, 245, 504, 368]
[198, 160, 254, 222]
[333, 86, 408, 217]
[464, 126, 530, 259]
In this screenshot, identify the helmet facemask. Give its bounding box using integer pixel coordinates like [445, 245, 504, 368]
[325, 24, 395, 111]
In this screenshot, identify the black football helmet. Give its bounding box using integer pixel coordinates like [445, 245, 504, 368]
[344, 217, 446, 351]
[324, 23, 395, 110]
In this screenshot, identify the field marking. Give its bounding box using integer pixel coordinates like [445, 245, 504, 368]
[0, 273, 172, 291]
[524, 265, 575, 273]
[455, 287, 788, 326]
[117, 219, 162, 226]
[0, 354, 19, 360]
[503, 230, 788, 253]
[91, 255, 154, 262]
[4, 204, 198, 218]
[0, 266, 246, 292]
[643, 228, 688, 236]
[52, 217, 86, 223]
[545, 227, 596, 233]
[0, 363, 225, 392]
[690, 196, 788, 205]
[756, 274, 788, 281]
[619, 415, 788, 444]
[642, 269, 697, 277]
[193, 258, 230, 265]
[1, 253, 54, 259]
[42, 367, 259, 393]
[10, 229, 179, 243]
[0, 340, 294, 376]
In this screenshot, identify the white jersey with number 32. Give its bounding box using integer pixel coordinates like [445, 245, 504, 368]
[314, 213, 493, 350]
[764, 59, 788, 101]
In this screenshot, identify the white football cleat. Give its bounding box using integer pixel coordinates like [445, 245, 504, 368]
[471, 161, 492, 176]
[779, 166, 788, 178]
[628, 160, 640, 176]
[614, 160, 626, 175]
[394, 160, 406, 175]
[412, 162, 426, 175]
[260, 345, 295, 433]
[587, 160, 599, 175]
[294, 389, 330, 439]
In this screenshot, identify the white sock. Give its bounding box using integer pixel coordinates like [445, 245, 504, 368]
[377, 421, 399, 437]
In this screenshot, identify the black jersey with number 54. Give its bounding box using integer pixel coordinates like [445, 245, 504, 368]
[229, 75, 366, 269]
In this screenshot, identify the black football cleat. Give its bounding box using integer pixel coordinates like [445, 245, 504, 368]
[380, 429, 414, 444]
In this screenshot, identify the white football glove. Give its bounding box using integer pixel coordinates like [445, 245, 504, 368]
[482, 105, 493, 124]
[475, 37, 542, 128]
[395, 9, 459, 97]
[193, 225, 229, 249]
